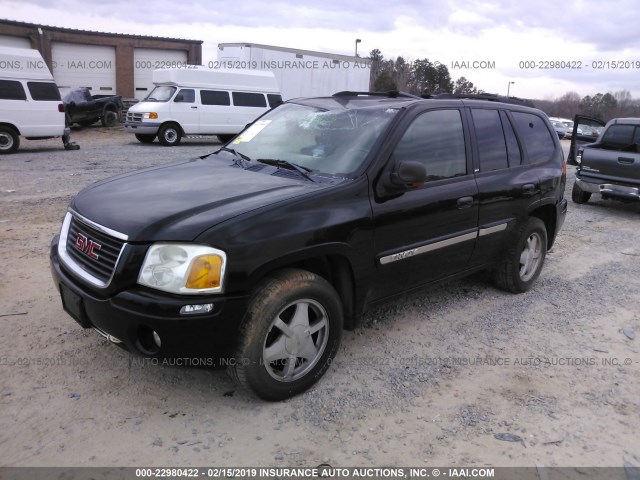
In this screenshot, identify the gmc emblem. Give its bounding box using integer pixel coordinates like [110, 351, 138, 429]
[74, 233, 101, 260]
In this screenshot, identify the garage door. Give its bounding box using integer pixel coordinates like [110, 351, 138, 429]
[52, 43, 116, 97]
[0, 35, 32, 49]
[133, 48, 187, 100]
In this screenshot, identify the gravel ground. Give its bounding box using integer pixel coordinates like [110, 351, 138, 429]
[0, 127, 638, 468]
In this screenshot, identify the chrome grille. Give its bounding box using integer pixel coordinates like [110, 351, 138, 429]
[126, 112, 144, 122]
[62, 214, 126, 286]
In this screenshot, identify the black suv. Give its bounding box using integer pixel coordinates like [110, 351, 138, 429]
[50, 92, 567, 400]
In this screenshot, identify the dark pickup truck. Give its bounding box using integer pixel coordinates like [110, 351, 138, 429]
[50, 92, 567, 400]
[63, 88, 123, 127]
[571, 116, 640, 204]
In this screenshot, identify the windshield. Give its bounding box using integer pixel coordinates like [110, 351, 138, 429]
[146, 86, 177, 102]
[227, 103, 399, 176]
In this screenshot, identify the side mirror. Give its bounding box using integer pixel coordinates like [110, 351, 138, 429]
[389, 160, 427, 190]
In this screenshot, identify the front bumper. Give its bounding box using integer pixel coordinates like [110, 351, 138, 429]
[124, 122, 161, 135]
[576, 177, 640, 201]
[50, 235, 249, 363]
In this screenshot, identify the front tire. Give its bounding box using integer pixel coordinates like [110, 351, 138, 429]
[135, 133, 156, 144]
[230, 269, 343, 401]
[571, 182, 591, 204]
[158, 123, 182, 146]
[493, 217, 547, 293]
[0, 127, 19, 154]
[101, 110, 118, 127]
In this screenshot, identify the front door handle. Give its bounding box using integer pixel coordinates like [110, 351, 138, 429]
[522, 184, 536, 196]
[457, 196, 474, 209]
[618, 157, 635, 164]
[191, 106, 198, 109]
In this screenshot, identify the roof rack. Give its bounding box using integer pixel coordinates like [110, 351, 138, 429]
[427, 92, 535, 107]
[332, 91, 421, 99]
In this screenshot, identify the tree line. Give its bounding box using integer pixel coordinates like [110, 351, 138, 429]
[368, 49, 640, 122]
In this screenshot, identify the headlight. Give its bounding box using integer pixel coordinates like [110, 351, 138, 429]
[143, 112, 158, 119]
[138, 243, 227, 294]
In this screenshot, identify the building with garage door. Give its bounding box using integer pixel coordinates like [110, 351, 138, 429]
[0, 19, 202, 100]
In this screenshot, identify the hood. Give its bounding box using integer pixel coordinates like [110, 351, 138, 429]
[71, 157, 324, 241]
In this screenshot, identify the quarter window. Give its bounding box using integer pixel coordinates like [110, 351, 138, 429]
[267, 94, 283, 108]
[393, 109, 467, 182]
[0, 80, 27, 100]
[232, 92, 267, 108]
[511, 112, 555, 164]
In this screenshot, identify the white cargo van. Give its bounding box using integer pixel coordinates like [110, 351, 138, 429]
[0, 47, 68, 154]
[124, 67, 282, 146]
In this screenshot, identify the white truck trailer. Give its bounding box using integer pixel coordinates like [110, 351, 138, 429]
[216, 43, 371, 100]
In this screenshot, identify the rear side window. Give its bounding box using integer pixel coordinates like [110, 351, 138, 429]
[602, 124, 635, 146]
[472, 109, 508, 171]
[267, 94, 283, 108]
[200, 90, 230, 106]
[232, 92, 267, 108]
[511, 112, 555, 164]
[0, 80, 27, 100]
[27, 82, 61, 101]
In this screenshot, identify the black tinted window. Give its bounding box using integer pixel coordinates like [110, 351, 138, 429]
[27, 82, 61, 101]
[602, 124, 635, 146]
[472, 109, 508, 171]
[232, 92, 267, 108]
[511, 112, 555, 164]
[174, 89, 195, 103]
[200, 90, 230, 106]
[0, 80, 27, 100]
[267, 94, 283, 108]
[500, 111, 522, 167]
[394, 109, 467, 181]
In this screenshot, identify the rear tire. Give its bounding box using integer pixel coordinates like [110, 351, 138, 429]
[493, 217, 547, 293]
[158, 123, 181, 146]
[229, 269, 343, 401]
[571, 182, 591, 204]
[0, 126, 19, 154]
[135, 133, 156, 144]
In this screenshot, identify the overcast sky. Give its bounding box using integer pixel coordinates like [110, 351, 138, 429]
[3, 0, 640, 99]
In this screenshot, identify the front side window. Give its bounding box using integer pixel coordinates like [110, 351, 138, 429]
[174, 89, 195, 103]
[145, 86, 176, 102]
[27, 82, 61, 101]
[225, 102, 399, 176]
[511, 112, 555, 164]
[393, 109, 467, 182]
[0, 80, 27, 100]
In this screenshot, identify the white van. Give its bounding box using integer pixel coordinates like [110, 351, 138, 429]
[0, 47, 67, 154]
[124, 67, 282, 146]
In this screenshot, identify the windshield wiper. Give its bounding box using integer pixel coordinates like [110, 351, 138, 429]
[257, 159, 316, 182]
[218, 147, 252, 168]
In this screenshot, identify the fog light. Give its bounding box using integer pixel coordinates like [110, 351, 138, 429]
[180, 304, 214, 315]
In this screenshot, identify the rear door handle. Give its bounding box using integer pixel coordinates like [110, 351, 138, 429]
[618, 157, 635, 164]
[457, 196, 474, 209]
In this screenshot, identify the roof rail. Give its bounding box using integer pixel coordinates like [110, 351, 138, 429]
[427, 92, 535, 107]
[332, 90, 421, 99]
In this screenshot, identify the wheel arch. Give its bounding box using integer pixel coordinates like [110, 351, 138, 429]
[529, 203, 557, 249]
[245, 250, 358, 330]
[0, 123, 20, 136]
